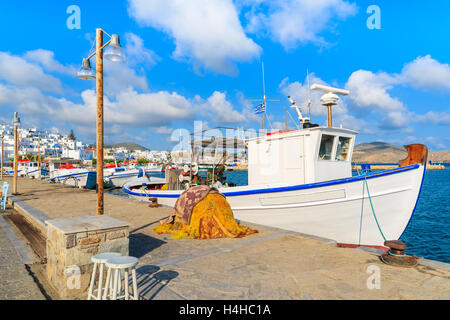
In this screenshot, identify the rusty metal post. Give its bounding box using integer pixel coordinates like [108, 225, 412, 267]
[13, 112, 18, 194]
[96, 28, 104, 216]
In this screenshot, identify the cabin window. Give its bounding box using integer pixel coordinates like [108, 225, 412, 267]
[335, 137, 351, 161]
[318, 134, 335, 160]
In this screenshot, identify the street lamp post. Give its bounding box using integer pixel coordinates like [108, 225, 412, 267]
[77, 28, 125, 216]
[13, 112, 20, 195]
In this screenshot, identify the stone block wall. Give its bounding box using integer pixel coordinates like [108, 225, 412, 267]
[46, 216, 129, 299]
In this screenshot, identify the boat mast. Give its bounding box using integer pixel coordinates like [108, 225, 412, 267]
[307, 69, 311, 120]
[262, 62, 266, 131]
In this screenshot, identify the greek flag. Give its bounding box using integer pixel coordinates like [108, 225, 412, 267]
[255, 103, 265, 114]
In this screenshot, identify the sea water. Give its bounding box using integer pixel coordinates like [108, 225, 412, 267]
[109, 168, 450, 263]
[399, 165, 450, 263]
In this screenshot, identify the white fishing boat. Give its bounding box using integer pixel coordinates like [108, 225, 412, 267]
[16, 160, 49, 178]
[144, 162, 163, 173]
[123, 84, 427, 247]
[47, 163, 96, 189]
[103, 166, 144, 188]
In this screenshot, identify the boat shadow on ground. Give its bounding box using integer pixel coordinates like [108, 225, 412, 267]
[134, 265, 179, 300]
[129, 232, 166, 258]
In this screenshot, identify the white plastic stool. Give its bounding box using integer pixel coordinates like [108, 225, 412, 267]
[87, 252, 122, 300]
[103, 256, 139, 300]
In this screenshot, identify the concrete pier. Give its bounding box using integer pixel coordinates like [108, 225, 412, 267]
[2, 176, 450, 300]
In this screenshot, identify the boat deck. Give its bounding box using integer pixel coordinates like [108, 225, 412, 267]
[3, 176, 450, 300]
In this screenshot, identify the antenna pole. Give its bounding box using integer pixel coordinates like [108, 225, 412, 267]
[261, 113, 263, 131]
[307, 68, 311, 119]
[284, 107, 288, 130]
[262, 62, 267, 130]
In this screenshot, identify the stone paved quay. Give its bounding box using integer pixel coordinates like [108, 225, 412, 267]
[0, 210, 45, 300]
[3, 176, 450, 300]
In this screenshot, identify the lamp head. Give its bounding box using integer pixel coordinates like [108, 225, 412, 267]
[76, 58, 96, 80]
[104, 34, 126, 62]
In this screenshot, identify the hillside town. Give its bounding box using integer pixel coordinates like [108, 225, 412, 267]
[0, 124, 172, 164]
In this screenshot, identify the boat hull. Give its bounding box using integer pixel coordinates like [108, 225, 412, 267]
[123, 164, 425, 246]
[104, 169, 143, 188]
[26, 168, 49, 179]
[48, 170, 96, 189]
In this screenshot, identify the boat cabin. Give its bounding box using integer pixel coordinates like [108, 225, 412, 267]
[17, 160, 37, 171]
[247, 126, 357, 186]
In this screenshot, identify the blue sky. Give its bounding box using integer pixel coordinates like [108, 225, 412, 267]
[1, 0, 450, 150]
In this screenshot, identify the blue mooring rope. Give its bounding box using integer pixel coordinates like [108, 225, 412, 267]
[361, 171, 386, 242]
[361, 171, 408, 257]
[387, 251, 407, 257]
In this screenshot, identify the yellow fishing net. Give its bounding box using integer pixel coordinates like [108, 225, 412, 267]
[153, 193, 258, 239]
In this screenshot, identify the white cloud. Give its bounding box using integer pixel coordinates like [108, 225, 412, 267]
[23, 49, 76, 75]
[103, 61, 149, 97]
[0, 50, 247, 141]
[400, 55, 450, 91]
[0, 52, 63, 93]
[243, 0, 358, 49]
[345, 70, 411, 130]
[236, 91, 261, 124]
[343, 55, 450, 130]
[414, 111, 450, 125]
[123, 32, 159, 67]
[127, 0, 261, 74]
[155, 126, 174, 134]
[345, 70, 403, 112]
[200, 91, 247, 123]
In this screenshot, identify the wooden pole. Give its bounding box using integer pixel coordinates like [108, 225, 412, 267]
[96, 28, 104, 216]
[260, 113, 263, 131]
[327, 105, 332, 128]
[38, 134, 40, 169]
[13, 112, 18, 195]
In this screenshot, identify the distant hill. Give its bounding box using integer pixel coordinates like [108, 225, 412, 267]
[352, 142, 407, 163]
[352, 141, 450, 163]
[103, 142, 149, 151]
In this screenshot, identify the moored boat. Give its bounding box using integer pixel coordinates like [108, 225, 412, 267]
[103, 165, 144, 188]
[123, 84, 427, 247]
[48, 163, 96, 189]
[144, 162, 163, 174]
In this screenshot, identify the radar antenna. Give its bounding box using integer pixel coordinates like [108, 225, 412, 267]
[310, 83, 349, 128]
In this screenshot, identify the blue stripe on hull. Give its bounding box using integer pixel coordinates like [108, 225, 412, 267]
[108, 173, 140, 179]
[48, 171, 95, 181]
[124, 164, 420, 198]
